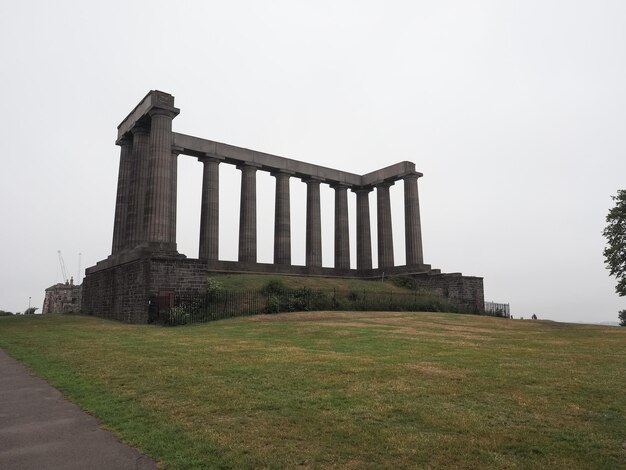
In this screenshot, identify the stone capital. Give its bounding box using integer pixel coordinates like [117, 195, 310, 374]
[271, 169, 295, 178]
[148, 107, 179, 120]
[130, 125, 150, 136]
[198, 153, 224, 164]
[375, 180, 395, 189]
[301, 176, 324, 184]
[352, 186, 373, 194]
[116, 135, 133, 147]
[330, 182, 351, 190]
[403, 172, 423, 181]
[236, 163, 262, 171]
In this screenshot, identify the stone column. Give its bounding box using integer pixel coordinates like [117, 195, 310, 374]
[353, 187, 373, 270]
[199, 156, 220, 260]
[332, 183, 350, 269]
[111, 136, 133, 254]
[304, 178, 322, 267]
[376, 181, 395, 269]
[144, 108, 179, 251]
[238, 164, 258, 263]
[404, 173, 424, 265]
[125, 125, 150, 249]
[169, 147, 181, 246]
[272, 170, 292, 265]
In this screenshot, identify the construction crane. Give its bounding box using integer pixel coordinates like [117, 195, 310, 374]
[57, 250, 69, 284]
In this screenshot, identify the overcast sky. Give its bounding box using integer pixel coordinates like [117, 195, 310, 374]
[1, 1, 624, 323]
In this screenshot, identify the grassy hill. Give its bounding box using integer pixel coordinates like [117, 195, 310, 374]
[209, 272, 417, 293]
[1, 312, 625, 468]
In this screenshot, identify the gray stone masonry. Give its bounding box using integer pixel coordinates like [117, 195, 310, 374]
[238, 164, 258, 263]
[404, 173, 424, 265]
[199, 157, 220, 260]
[111, 137, 132, 254]
[376, 182, 395, 269]
[173, 132, 421, 188]
[273, 170, 292, 265]
[304, 178, 322, 267]
[125, 126, 150, 249]
[143, 108, 178, 252]
[82, 256, 484, 323]
[332, 184, 350, 269]
[85, 90, 485, 323]
[353, 187, 373, 270]
[42, 280, 82, 314]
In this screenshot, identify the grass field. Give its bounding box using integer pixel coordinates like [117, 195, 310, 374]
[210, 273, 417, 293]
[0, 312, 625, 469]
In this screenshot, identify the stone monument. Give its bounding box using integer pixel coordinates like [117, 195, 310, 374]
[82, 91, 483, 322]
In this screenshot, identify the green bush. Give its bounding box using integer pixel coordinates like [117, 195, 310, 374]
[206, 278, 225, 301]
[165, 306, 190, 326]
[265, 294, 281, 313]
[262, 279, 287, 296]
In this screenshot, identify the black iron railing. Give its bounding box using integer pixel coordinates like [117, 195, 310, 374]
[152, 288, 476, 326]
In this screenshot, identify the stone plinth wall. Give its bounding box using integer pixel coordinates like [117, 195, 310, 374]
[410, 273, 484, 311]
[82, 259, 149, 323]
[83, 255, 484, 323]
[149, 257, 209, 296]
[82, 256, 209, 323]
[204, 259, 432, 278]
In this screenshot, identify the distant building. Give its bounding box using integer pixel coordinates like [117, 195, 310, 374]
[42, 278, 82, 314]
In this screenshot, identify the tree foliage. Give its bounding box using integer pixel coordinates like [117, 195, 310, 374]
[23, 307, 38, 315]
[619, 310, 626, 327]
[603, 190, 626, 296]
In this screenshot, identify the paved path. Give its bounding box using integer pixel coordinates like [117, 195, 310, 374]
[0, 348, 157, 470]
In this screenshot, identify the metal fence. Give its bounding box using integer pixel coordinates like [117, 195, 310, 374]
[151, 290, 266, 326]
[151, 288, 473, 326]
[484, 301, 510, 318]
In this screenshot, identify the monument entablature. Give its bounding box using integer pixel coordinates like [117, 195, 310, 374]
[82, 90, 484, 323]
[170, 132, 420, 189]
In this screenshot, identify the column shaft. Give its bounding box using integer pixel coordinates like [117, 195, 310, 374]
[305, 179, 322, 267]
[354, 188, 373, 270]
[404, 174, 424, 265]
[144, 109, 177, 250]
[333, 184, 350, 269]
[169, 150, 179, 246]
[273, 172, 291, 265]
[377, 182, 394, 269]
[199, 158, 220, 260]
[125, 126, 150, 249]
[238, 165, 257, 263]
[111, 137, 133, 254]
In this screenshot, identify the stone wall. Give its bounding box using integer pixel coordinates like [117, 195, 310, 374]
[83, 255, 484, 323]
[82, 259, 148, 323]
[42, 282, 82, 314]
[411, 273, 484, 311]
[82, 256, 209, 323]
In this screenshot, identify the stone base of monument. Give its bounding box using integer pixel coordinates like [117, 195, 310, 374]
[82, 255, 484, 324]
